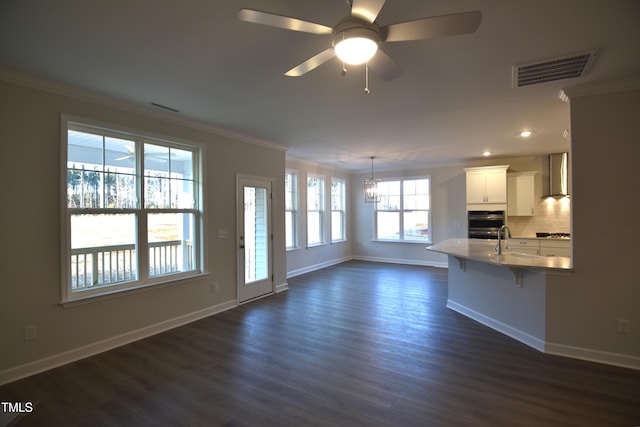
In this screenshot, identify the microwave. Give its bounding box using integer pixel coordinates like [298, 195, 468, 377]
[468, 210, 505, 239]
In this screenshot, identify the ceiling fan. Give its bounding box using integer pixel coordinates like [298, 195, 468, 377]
[238, 0, 481, 84]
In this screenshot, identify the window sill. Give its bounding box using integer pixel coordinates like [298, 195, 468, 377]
[306, 242, 327, 249]
[59, 272, 210, 308]
[373, 239, 432, 245]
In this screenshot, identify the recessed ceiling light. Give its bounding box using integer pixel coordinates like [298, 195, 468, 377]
[520, 130, 532, 138]
[483, 151, 491, 157]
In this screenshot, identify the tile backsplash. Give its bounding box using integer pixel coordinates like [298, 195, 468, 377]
[507, 196, 571, 237]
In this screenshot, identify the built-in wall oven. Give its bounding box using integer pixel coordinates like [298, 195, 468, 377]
[468, 210, 505, 239]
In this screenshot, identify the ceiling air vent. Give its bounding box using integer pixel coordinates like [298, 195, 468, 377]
[513, 50, 598, 88]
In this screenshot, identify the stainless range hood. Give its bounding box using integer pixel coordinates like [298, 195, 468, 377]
[547, 153, 570, 197]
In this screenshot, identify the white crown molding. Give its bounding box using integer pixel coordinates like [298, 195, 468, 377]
[285, 155, 352, 174]
[562, 77, 640, 99]
[0, 67, 287, 153]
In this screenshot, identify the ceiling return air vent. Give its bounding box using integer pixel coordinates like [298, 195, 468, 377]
[513, 50, 598, 88]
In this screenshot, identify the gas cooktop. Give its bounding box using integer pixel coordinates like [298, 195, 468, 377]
[536, 232, 571, 239]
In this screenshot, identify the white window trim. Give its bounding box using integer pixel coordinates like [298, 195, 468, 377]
[285, 169, 299, 251]
[374, 175, 432, 244]
[331, 178, 347, 243]
[306, 173, 326, 248]
[60, 114, 208, 305]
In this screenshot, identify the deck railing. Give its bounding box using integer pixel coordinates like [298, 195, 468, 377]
[71, 240, 192, 289]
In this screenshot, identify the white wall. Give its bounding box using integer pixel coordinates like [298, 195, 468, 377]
[545, 81, 640, 365]
[447, 258, 547, 348]
[0, 78, 287, 382]
[285, 158, 352, 277]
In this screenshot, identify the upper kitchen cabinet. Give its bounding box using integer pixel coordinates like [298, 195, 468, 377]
[507, 172, 536, 216]
[464, 165, 509, 207]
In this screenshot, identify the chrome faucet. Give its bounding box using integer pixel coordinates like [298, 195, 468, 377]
[496, 225, 511, 255]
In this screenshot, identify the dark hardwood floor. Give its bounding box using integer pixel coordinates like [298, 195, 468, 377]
[2, 261, 639, 426]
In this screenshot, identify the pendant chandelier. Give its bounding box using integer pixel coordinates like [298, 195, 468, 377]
[363, 156, 381, 203]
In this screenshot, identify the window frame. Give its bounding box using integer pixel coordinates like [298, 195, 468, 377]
[306, 173, 325, 247]
[285, 169, 299, 250]
[60, 115, 206, 304]
[374, 176, 431, 243]
[331, 178, 346, 243]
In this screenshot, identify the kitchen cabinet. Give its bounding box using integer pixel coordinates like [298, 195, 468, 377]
[539, 240, 571, 257]
[507, 172, 536, 216]
[507, 238, 571, 257]
[464, 165, 509, 205]
[508, 238, 539, 255]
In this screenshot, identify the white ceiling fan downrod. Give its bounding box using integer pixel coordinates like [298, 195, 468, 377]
[364, 63, 370, 94]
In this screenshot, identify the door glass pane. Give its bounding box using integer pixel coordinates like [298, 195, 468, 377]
[244, 186, 269, 284]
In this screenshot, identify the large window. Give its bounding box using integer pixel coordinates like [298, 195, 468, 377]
[307, 174, 325, 246]
[375, 177, 430, 242]
[331, 179, 346, 242]
[285, 170, 298, 249]
[62, 119, 204, 302]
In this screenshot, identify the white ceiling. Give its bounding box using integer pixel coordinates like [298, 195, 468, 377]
[1, 0, 639, 171]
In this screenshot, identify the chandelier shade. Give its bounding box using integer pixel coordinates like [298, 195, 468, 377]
[363, 157, 381, 203]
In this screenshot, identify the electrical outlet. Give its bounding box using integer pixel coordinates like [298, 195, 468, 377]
[212, 281, 219, 293]
[24, 325, 37, 341]
[617, 319, 630, 334]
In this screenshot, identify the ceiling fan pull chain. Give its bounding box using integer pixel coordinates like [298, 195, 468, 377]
[364, 63, 370, 94]
[341, 62, 347, 76]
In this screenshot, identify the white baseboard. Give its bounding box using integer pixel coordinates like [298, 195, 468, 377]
[286, 256, 353, 278]
[353, 255, 448, 269]
[447, 300, 640, 371]
[447, 300, 546, 352]
[0, 299, 237, 386]
[275, 282, 289, 293]
[545, 341, 640, 370]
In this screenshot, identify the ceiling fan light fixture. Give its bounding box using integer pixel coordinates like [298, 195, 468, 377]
[333, 28, 379, 65]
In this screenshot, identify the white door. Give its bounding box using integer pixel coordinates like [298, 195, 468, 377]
[237, 176, 273, 303]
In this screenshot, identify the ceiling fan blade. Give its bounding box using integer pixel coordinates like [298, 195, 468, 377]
[351, 0, 386, 24]
[237, 9, 333, 35]
[368, 48, 403, 81]
[285, 48, 336, 77]
[383, 11, 482, 42]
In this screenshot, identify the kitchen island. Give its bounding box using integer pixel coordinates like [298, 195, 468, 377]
[427, 238, 572, 352]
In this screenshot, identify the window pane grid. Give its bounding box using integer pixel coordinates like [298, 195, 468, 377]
[307, 175, 324, 246]
[331, 179, 345, 241]
[65, 124, 202, 300]
[285, 171, 298, 248]
[375, 178, 430, 242]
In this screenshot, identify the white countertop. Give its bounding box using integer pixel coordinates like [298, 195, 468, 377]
[427, 238, 571, 272]
[513, 236, 571, 241]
